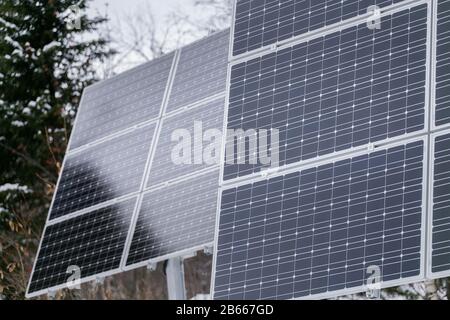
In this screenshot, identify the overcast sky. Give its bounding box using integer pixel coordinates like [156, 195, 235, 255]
[89, 0, 193, 24]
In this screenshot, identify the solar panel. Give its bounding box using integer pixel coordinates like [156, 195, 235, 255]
[430, 131, 450, 275]
[147, 98, 224, 188]
[213, 139, 425, 300]
[224, 4, 428, 181]
[126, 169, 220, 268]
[435, 0, 450, 127]
[232, 0, 409, 57]
[28, 29, 230, 297]
[50, 123, 156, 220]
[165, 30, 229, 114]
[69, 53, 175, 149]
[27, 197, 137, 297]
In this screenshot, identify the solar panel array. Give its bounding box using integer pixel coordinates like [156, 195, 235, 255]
[27, 0, 450, 300]
[27, 30, 229, 298]
[225, 4, 428, 180]
[427, 0, 450, 281]
[435, 0, 450, 126]
[212, 0, 446, 300]
[124, 30, 229, 270]
[215, 140, 424, 299]
[232, 0, 409, 57]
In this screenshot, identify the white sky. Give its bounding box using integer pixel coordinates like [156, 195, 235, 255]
[89, 0, 193, 24]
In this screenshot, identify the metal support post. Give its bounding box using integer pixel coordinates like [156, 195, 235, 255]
[166, 257, 186, 300]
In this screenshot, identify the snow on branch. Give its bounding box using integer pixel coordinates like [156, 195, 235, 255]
[0, 184, 31, 194]
[0, 17, 18, 30]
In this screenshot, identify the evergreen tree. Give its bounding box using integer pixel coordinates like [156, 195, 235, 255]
[0, 0, 114, 299]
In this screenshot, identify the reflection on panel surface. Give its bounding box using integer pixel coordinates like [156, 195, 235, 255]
[126, 170, 220, 266]
[432, 133, 450, 274]
[27, 198, 136, 296]
[233, 0, 408, 56]
[147, 99, 224, 187]
[165, 30, 229, 114]
[214, 140, 424, 300]
[225, 5, 427, 180]
[70, 53, 174, 149]
[50, 124, 156, 220]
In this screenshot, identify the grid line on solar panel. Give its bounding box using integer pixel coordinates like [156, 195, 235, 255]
[431, 131, 450, 274]
[27, 197, 137, 296]
[125, 169, 220, 267]
[224, 4, 428, 181]
[146, 98, 225, 188]
[49, 123, 156, 221]
[69, 52, 175, 150]
[165, 30, 230, 114]
[435, 0, 450, 126]
[213, 139, 425, 300]
[232, 0, 410, 57]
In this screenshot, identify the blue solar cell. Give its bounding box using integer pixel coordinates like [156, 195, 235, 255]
[225, 5, 427, 181]
[214, 140, 424, 300]
[70, 53, 175, 149]
[50, 124, 156, 220]
[126, 169, 220, 266]
[165, 30, 229, 114]
[435, 0, 450, 126]
[431, 132, 450, 273]
[27, 198, 136, 296]
[233, 0, 409, 56]
[147, 98, 224, 188]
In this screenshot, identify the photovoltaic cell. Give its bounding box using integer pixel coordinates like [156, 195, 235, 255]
[214, 140, 424, 300]
[69, 53, 174, 149]
[27, 198, 136, 296]
[225, 5, 427, 181]
[165, 30, 229, 114]
[147, 98, 224, 187]
[50, 123, 156, 220]
[233, 0, 408, 56]
[435, 0, 450, 126]
[431, 132, 450, 273]
[126, 169, 220, 266]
